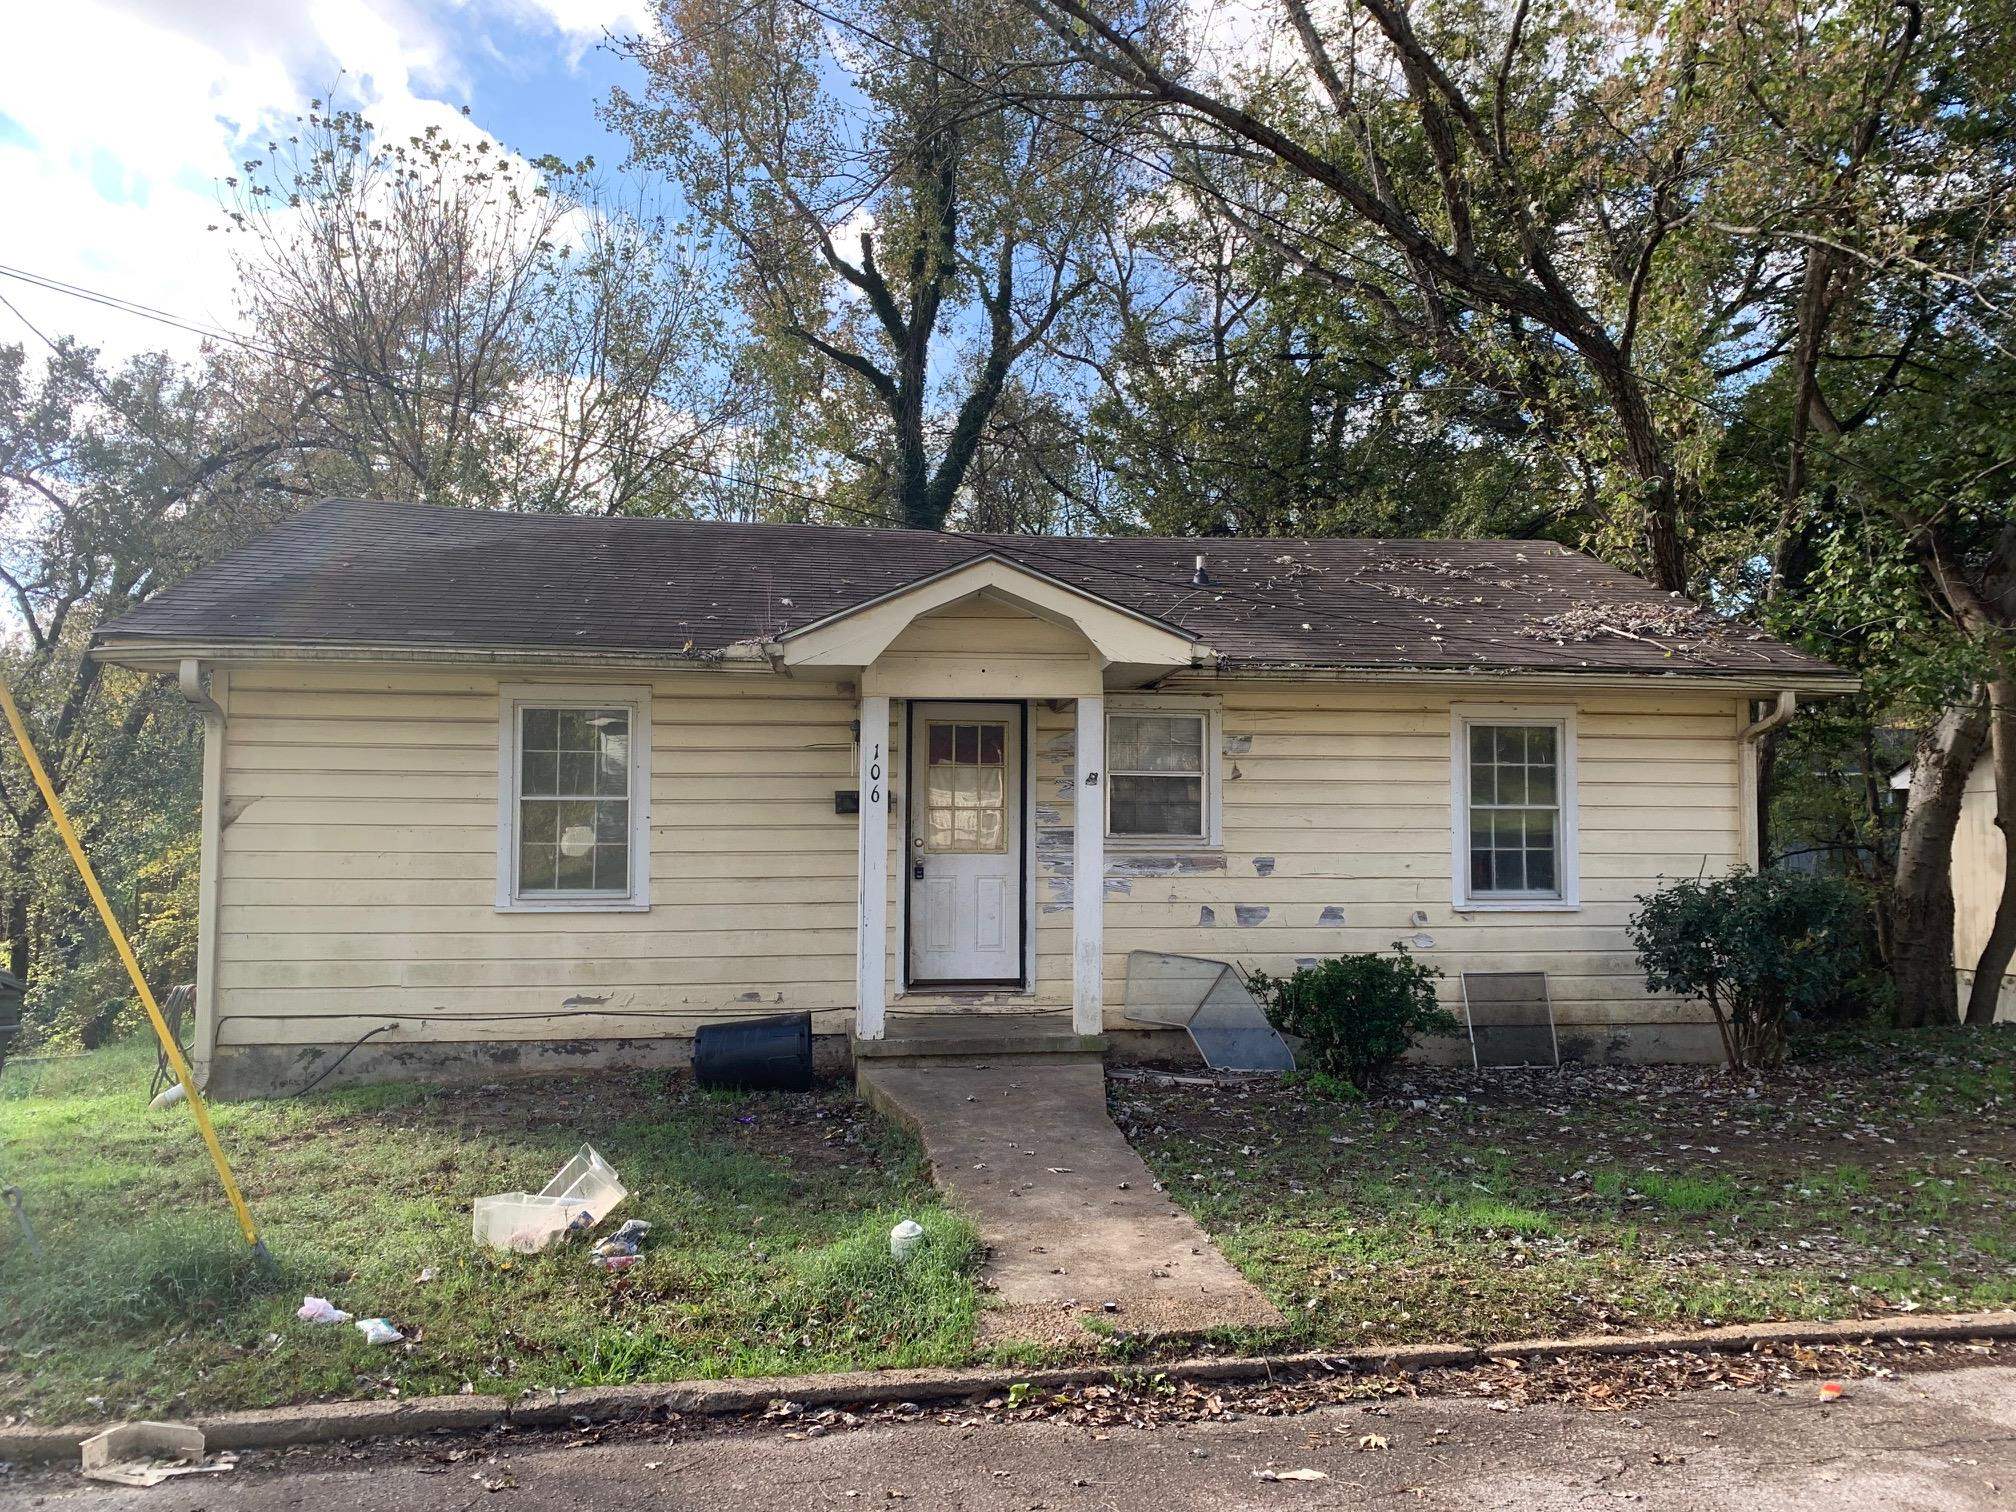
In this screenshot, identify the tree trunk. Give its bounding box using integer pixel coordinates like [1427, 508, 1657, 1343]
[1964, 672, 2016, 1024]
[1892, 697, 1991, 1026]
[4, 856, 26, 984]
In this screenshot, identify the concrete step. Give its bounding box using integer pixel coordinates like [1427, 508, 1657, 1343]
[852, 1029, 1110, 1060]
[853, 1010, 1107, 1061]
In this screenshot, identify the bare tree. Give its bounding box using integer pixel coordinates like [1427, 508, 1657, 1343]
[222, 107, 744, 515]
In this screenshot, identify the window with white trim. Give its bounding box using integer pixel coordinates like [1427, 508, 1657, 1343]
[498, 687, 651, 910]
[1452, 712, 1576, 907]
[1105, 701, 1219, 844]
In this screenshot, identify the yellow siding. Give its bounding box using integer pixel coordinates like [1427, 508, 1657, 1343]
[210, 657, 1741, 1055]
[1060, 684, 1741, 1048]
[214, 663, 863, 1046]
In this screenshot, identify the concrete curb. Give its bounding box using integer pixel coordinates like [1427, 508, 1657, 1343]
[6, 1310, 2013, 1464]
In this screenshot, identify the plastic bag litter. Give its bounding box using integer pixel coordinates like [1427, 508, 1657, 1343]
[589, 1253, 640, 1272]
[593, 1219, 652, 1258]
[297, 1296, 353, 1325]
[355, 1318, 403, 1346]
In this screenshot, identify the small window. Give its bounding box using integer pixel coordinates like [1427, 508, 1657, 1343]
[1453, 712, 1576, 909]
[922, 719, 1009, 853]
[1106, 704, 1217, 843]
[498, 687, 650, 910]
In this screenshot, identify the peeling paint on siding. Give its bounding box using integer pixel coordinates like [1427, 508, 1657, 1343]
[1318, 906, 1348, 926]
[1198, 906, 1216, 926]
[1111, 853, 1227, 877]
[1222, 733, 1253, 755]
[1252, 855, 1275, 876]
[1234, 904, 1269, 927]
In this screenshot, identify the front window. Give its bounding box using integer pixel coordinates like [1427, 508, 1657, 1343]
[499, 688, 650, 909]
[1107, 708, 1211, 841]
[1462, 721, 1567, 901]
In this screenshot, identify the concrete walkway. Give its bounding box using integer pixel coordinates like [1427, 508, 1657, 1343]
[858, 1055, 1282, 1344]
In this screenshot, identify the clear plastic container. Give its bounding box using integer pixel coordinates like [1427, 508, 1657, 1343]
[471, 1144, 627, 1253]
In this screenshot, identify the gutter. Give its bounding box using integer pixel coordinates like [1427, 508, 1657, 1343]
[1167, 667, 1859, 696]
[177, 659, 226, 1089]
[1737, 689, 1800, 869]
[92, 640, 776, 673]
[1740, 688, 1800, 742]
[97, 642, 1860, 696]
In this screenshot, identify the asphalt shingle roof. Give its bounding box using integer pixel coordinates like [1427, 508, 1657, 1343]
[95, 498, 1846, 680]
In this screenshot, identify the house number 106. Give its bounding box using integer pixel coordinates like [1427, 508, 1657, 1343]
[868, 744, 882, 804]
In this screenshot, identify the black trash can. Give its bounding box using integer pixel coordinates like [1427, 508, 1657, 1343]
[693, 1012, 813, 1092]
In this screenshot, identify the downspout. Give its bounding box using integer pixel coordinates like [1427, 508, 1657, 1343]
[177, 658, 226, 1089]
[1737, 690, 1798, 870]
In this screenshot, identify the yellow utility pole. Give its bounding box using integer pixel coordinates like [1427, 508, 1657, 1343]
[0, 677, 266, 1257]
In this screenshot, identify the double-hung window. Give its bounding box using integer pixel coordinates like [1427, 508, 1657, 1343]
[1105, 699, 1220, 845]
[1452, 708, 1578, 909]
[497, 685, 651, 911]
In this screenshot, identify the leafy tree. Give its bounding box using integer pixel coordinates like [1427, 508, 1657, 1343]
[608, 0, 1131, 529]
[0, 340, 292, 1026]
[1078, 213, 1593, 540]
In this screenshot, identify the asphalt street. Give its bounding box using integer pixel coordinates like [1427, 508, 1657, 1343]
[7, 1361, 2014, 1510]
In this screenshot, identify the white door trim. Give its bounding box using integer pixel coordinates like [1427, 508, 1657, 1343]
[856, 694, 891, 1039]
[903, 699, 1030, 988]
[1073, 695, 1105, 1035]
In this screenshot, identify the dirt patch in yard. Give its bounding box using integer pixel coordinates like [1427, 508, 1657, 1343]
[1111, 1027, 2016, 1349]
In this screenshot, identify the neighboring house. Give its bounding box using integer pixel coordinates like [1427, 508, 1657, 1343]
[92, 499, 1855, 1096]
[1891, 755, 2015, 1021]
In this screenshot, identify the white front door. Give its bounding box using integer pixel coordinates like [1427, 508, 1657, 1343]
[908, 702, 1023, 984]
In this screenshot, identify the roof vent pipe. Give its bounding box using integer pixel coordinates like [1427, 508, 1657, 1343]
[1192, 553, 1210, 586]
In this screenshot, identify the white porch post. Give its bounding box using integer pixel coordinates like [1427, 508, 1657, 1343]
[856, 695, 891, 1040]
[1073, 695, 1105, 1036]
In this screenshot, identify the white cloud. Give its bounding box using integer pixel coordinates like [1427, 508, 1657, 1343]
[508, 0, 656, 42]
[0, 0, 515, 363]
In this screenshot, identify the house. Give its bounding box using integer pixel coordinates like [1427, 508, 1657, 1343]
[1891, 754, 2014, 1021]
[91, 499, 1855, 1096]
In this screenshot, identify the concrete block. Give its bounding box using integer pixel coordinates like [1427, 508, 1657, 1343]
[80, 1420, 204, 1473]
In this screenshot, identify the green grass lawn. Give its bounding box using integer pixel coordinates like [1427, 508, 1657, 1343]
[1114, 1026, 2016, 1349]
[0, 1041, 980, 1422]
[9, 1027, 2015, 1422]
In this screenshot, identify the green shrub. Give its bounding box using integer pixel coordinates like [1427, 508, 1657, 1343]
[1242, 946, 1460, 1091]
[1628, 866, 1864, 1071]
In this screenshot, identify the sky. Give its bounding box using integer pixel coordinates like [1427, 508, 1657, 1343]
[0, 0, 660, 361]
